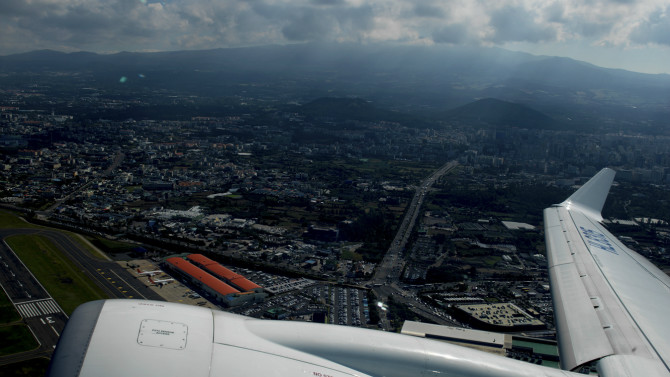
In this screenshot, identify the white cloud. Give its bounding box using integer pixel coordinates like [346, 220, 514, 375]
[1, 0, 669, 54]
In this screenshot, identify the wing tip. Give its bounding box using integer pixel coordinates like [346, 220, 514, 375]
[560, 168, 616, 221]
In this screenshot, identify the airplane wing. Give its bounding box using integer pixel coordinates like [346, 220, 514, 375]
[46, 168, 669, 377]
[544, 168, 670, 376]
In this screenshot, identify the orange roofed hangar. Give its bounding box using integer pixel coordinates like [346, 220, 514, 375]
[164, 257, 266, 307]
[186, 254, 263, 293]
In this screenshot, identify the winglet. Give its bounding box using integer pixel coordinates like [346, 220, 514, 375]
[559, 168, 616, 222]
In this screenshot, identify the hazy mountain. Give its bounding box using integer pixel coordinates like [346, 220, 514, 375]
[296, 97, 432, 128]
[443, 98, 558, 130]
[1, 43, 668, 132]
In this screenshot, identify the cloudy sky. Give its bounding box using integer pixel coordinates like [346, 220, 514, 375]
[2, 0, 670, 74]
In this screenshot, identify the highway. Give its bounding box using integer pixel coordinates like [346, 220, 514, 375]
[369, 160, 459, 329]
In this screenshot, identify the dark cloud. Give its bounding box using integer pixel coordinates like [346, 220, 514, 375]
[543, 2, 565, 23]
[281, 4, 373, 42]
[630, 7, 670, 46]
[432, 24, 469, 44]
[4, 1, 154, 49]
[413, 4, 446, 19]
[37, 7, 116, 33]
[282, 9, 336, 41]
[312, 0, 347, 6]
[228, 7, 268, 35]
[1, 0, 44, 17]
[488, 5, 557, 43]
[338, 5, 375, 34]
[570, 18, 613, 38]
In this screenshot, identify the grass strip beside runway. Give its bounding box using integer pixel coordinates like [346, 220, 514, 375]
[0, 212, 40, 229]
[0, 357, 50, 376]
[6, 235, 109, 314]
[0, 289, 21, 324]
[0, 325, 39, 356]
[1, 210, 113, 261]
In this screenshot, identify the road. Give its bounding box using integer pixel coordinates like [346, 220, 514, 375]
[369, 161, 459, 329]
[371, 160, 458, 284]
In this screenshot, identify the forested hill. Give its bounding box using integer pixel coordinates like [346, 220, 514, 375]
[443, 98, 558, 130]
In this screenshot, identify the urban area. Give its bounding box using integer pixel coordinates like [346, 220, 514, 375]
[1, 86, 669, 373]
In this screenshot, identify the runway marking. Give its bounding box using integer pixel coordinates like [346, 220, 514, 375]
[19, 298, 57, 305]
[109, 270, 147, 299]
[50, 325, 60, 337]
[1, 240, 70, 317]
[16, 299, 64, 318]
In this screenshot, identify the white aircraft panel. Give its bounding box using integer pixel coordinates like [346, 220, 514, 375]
[231, 313, 578, 377]
[546, 249, 613, 369]
[598, 355, 669, 377]
[77, 300, 214, 377]
[544, 207, 574, 268]
[570, 211, 670, 370]
[211, 310, 368, 374]
[137, 319, 188, 350]
[210, 343, 367, 377]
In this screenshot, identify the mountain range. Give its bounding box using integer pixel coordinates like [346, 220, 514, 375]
[1, 43, 668, 133]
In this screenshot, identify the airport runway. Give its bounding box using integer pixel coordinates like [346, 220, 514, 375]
[0, 227, 164, 366]
[0, 238, 67, 364]
[0, 228, 164, 301]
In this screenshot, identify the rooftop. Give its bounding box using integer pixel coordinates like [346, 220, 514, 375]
[166, 257, 240, 296]
[457, 303, 544, 328]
